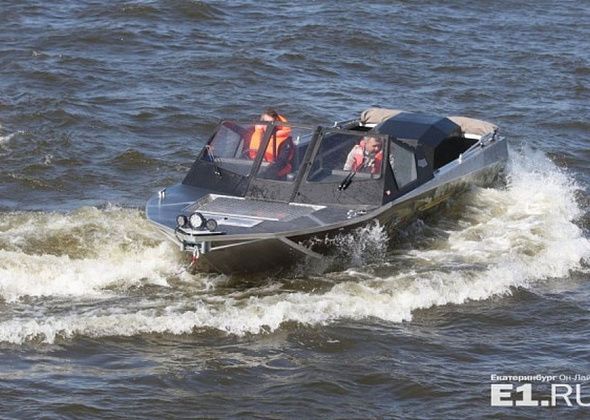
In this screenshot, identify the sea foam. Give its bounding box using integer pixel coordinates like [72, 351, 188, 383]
[0, 148, 589, 344]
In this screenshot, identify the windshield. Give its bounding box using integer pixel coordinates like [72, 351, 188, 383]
[307, 130, 385, 183]
[253, 125, 315, 181]
[200, 121, 265, 176]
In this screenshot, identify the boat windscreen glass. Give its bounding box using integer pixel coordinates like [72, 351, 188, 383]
[389, 139, 417, 188]
[200, 121, 265, 177]
[253, 124, 315, 182]
[307, 130, 386, 183]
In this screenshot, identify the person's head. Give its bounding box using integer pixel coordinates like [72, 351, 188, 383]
[260, 108, 279, 122]
[364, 136, 382, 153]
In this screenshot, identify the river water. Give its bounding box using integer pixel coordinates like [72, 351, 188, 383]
[1, 0, 589, 417]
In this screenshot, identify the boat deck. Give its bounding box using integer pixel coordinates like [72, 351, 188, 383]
[187, 195, 324, 222]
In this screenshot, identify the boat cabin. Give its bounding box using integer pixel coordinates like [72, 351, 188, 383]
[182, 109, 487, 208]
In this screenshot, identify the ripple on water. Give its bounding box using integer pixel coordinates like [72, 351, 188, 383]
[110, 149, 161, 170]
[0, 0, 589, 416]
[0, 147, 588, 346]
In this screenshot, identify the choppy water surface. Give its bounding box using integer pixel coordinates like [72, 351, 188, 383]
[1, 0, 589, 417]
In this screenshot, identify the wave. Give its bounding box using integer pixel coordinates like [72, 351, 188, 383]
[0, 206, 191, 304]
[0, 148, 589, 344]
[0, 130, 21, 147]
[110, 149, 161, 170]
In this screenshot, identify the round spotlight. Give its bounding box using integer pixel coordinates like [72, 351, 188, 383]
[176, 214, 188, 228]
[205, 218, 218, 232]
[189, 212, 206, 229]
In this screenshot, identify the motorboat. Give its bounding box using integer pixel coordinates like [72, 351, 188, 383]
[145, 107, 507, 274]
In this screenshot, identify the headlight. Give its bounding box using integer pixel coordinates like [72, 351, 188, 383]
[176, 214, 188, 228]
[189, 212, 206, 229]
[205, 218, 218, 232]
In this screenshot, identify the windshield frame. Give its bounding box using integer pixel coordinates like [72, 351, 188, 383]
[287, 127, 389, 206]
[304, 128, 388, 184]
[244, 122, 319, 202]
[198, 120, 273, 178]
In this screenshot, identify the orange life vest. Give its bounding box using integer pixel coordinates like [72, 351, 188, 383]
[350, 140, 383, 174]
[248, 115, 292, 162]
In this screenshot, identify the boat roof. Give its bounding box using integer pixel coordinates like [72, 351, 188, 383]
[374, 111, 462, 148]
[360, 107, 498, 137]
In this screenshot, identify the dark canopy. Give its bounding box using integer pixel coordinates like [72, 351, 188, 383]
[374, 112, 461, 146]
[373, 112, 463, 170]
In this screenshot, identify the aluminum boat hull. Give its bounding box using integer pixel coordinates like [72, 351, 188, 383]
[146, 134, 507, 274]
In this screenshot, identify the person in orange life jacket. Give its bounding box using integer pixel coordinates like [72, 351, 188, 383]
[247, 108, 294, 179]
[343, 136, 383, 174]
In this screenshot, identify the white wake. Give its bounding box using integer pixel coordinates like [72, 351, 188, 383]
[1, 148, 589, 344]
